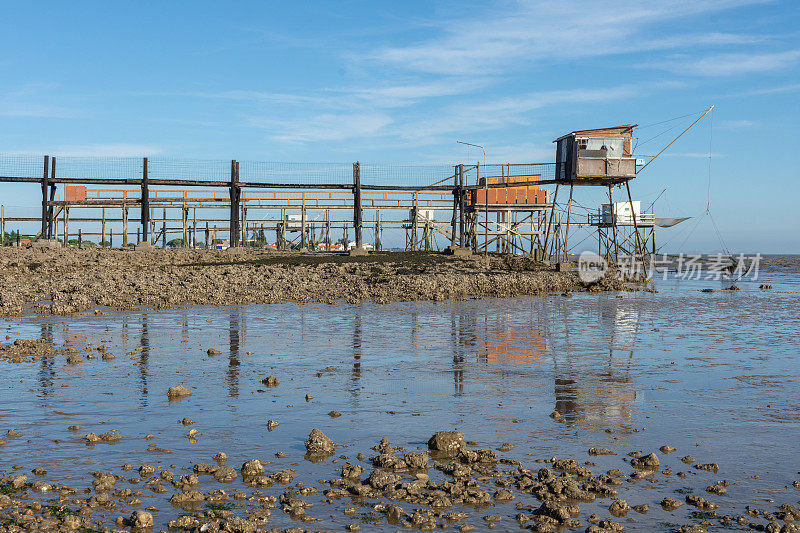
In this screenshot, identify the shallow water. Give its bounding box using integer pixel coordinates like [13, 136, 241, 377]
[1, 270, 799, 531]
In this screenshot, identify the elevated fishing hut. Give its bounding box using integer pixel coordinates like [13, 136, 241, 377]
[548, 125, 646, 263]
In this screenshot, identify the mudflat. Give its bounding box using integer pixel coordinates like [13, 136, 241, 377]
[0, 248, 620, 316]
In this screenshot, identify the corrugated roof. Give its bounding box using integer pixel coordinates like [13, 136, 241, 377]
[554, 124, 637, 142]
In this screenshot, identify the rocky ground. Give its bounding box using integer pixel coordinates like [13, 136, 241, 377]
[0, 248, 623, 317]
[1, 422, 799, 532]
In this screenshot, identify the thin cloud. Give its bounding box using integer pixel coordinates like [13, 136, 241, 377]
[659, 49, 800, 76]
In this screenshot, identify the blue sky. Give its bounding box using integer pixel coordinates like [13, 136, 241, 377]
[1, 0, 799, 252]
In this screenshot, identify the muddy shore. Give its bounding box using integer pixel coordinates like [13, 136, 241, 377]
[0, 248, 621, 317]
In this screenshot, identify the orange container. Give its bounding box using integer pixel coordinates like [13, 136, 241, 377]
[494, 188, 506, 204]
[65, 185, 87, 202]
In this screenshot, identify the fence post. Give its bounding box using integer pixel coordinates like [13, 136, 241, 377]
[64, 207, 69, 247]
[141, 157, 149, 243]
[353, 162, 362, 250]
[41, 155, 49, 238]
[1, 205, 4, 246]
[47, 157, 56, 238]
[458, 164, 465, 247]
[301, 204, 307, 250]
[450, 165, 458, 248]
[122, 206, 128, 246]
[205, 222, 209, 248]
[78, 228, 82, 249]
[230, 160, 240, 247]
[101, 208, 106, 246]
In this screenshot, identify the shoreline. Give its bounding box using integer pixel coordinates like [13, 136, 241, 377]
[0, 248, 624, 317]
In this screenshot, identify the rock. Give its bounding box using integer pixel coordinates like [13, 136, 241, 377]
[328, 410, 341, 417]
[213, 466, 238, 483]
[695, 463, 719, 473]
[681, 455, 695, 464]
[661, 497, 684, 511]
[66, 354, 83, 364]
[305, 429, 335, 454]
[305, 394, 314, 401]
[659, 445, 677, 454]
[181, 417, 195, 425]
[11, 475, 27, 489]
[267, 419, 279, 431]
[588, 447, 616, 455]
[630, 452, 659, 469]
[427, 431, 466, 456]
[261, 376, 280, 387]
[207, 348, 222, 356]
[241, 459, 264, 480]
[633, 504, 649, 514]
[609, 499, 630, 516]
[6, 429, 21, 438]
[99, 430, 121, 442]
[130, 510, 153, 528]
[85, 432, 101, 443]
[213, 452, 227, 464]
[167, 385, 192, 399]
[138, 464, 156, 478]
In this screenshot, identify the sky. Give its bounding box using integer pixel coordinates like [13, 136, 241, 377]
[1, 0, 799, 252]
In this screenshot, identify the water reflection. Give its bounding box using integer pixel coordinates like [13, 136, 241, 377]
[228, 307, 240, 398]
[37, 324, 54, 398]
[549, 298, 638, 431]
[139, 314, 150, 407]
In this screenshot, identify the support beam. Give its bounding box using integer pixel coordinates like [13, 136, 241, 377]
[141, 157, 149, 242]
[40, 155, 49, 238]
[229, 160, 240, 247]
[47, 157, 56, 238]
[122, 207, 128, 246]
[353, 161, 362, 249]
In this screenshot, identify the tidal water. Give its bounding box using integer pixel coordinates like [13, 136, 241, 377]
[1, 270, 799, 531]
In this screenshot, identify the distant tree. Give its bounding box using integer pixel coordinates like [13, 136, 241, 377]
[68, 239, 80, 246]
[100, 240, 111, 247]
[167, 238, 184, 248]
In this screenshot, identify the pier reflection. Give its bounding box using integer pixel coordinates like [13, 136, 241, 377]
[228, 307, 241, 398]
[549, 299, 638, 431]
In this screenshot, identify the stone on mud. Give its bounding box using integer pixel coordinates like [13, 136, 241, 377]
[167, 385, 192, 399]
[305, 428, 335, 454]
[427, 431, 466, 456]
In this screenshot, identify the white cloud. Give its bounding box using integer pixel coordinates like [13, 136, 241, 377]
[659, 49, 800, 77]
[366, 0, 768, 75]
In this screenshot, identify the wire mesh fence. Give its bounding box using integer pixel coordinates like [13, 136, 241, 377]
[0, 154, 554, 187]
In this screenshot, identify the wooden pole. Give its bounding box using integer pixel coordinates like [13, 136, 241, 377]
[141, 157, 149, 242]
[47, 157, 56, 238]
[205, 221, 209, 248]
[192, 208, 197, 248]
[150, 207, 155, 244]
[182, 206, 188, 248]
[300, 203, 307, 250]
[375, 210, 381, 251]
[63, 207, 69, 247]
[78, 228, 82, 249]
[458, 164, 466, 247]
[40, 155, 49, 238]
[229, 160, 240, 247]
[450, 165, 458, 248]
[1, 205, 4, 246]
[625, 179, 646, 266]
[353, 161, 362, 249]
[242, 205, 247, 247]
[411, 199, 418, 251]
[110, 229, 113, 248]
[609, 185, 619, 264]
[325, 209, 331, 250]
[542, 183, 560, 260]
[563, 184, 574, 262]
[122, 206, 128, 246]
[101, 208, 106, 246]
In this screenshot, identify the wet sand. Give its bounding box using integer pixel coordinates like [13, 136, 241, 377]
[0, 248, 621, 317]
[1, 279, 799, 532]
